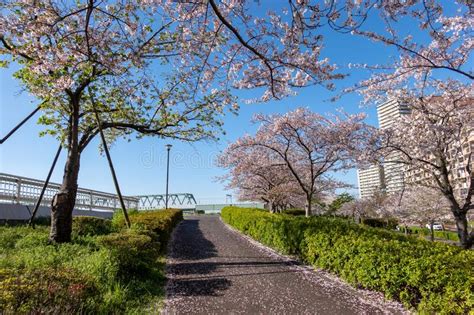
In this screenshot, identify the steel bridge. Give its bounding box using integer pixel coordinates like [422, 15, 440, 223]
[0, 172, 197, 212]
[136, 194, 197, 210]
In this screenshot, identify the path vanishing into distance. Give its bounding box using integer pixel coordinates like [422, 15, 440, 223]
[164, 215, 407, 315]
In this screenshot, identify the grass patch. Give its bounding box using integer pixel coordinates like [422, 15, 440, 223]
[398, 226, 460, 242]
[0, 210, 182, 313]
[221, 206, 474, 314]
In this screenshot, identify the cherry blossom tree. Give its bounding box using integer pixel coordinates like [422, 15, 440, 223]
[0, 1, 240, 242]
[225, 108, 375, 217]
[372, 96, 474, 248]
[1, 0, 469, 244]
[347, 0, 473, 248]
[347, 1, 472, 102]
[0, 0, 353, 242]
[386, 187, 451, 241]
[339, 198, 377, 223]
[217, 144, 303, 212]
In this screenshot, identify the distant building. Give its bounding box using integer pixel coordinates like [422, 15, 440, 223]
[404, 121, 474, 200]
[358, 98, 473, 201]
[357, 99, 410, 198]
[377, 99, 411, 194]
[377, 99, 411, 130]
[357, 165, 385, 199]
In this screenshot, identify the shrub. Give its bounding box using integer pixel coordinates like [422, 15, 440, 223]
[0, 226, 48, 250]
[0, 209, 183, 313]
[221, 206, 474, 313]
[113, 209, 183, 247]
[0, 267, 100, 313]
[72, 216, 112, 237]
[98, 229, 159, 279]
[282, 208, 305, 216]
[363, 217, 398, 230]
[196, 210, 205, 214]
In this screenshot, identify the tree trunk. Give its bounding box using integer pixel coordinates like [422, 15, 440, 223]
[305, 196, 312, 217]
[454, 211, 473, 249]
[49, 95, 81, 243]
[49, 149, 80, 243]
[268, 201, 275, 213]
[429, 220, 434, 242]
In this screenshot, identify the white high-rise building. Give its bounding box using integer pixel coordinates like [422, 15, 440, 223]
[357, 165, 385, 199]
[357, 99, 410, 198]
[377, 99, 411, 194]
[377, 99, 411, 130]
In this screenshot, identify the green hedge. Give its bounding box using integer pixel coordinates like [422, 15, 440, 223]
[113, 209, 183, 245]
[362, 217, 398, 230]
[282, 208, 306, 216]
[0, 209, 182, 313]
[221, 207, 474, 313]
[72, 216, 112, 237]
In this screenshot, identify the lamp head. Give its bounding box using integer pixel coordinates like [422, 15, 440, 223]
[166, 144, 172, 150]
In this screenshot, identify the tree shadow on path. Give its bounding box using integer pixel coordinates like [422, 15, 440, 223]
[168, 219, 218, 260]
[167, 217, 297, 298]
[168, 218, 232, 297]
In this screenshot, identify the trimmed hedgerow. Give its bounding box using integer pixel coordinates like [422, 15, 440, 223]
[221, 206, 474, 313]
[282, 208, 306, 216]
[362, 217, 398, 230]
[72, 216, 112, 237]
[0, 209, 182, 313]
[113, 209, 183, 246]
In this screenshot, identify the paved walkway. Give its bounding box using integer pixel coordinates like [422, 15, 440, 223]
[164, 215, 406, 314]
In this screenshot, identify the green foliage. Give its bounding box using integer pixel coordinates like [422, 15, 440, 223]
[0, 267, 99, 313]
[113, 209, 183, 247]
[0, 209, 182, 313]
[363, 217, 398, 230]
[72, 216, 112, 237]
[221, 207, 474, 313]
[98, 229, 159, 279]
[327, 193, 354, 214]
[281, 208, 306, 216]
[196, 210, 205, 214]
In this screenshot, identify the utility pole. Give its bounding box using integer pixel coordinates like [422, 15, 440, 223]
[165, 144, 172, 209]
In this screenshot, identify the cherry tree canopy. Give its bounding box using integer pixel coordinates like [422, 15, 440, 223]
[0, 0, 369, 242]
[218, 142, 333, 212]
[349, 0, 472, 103]
[344, 0, 473, 248]
[217, 146, 303, 212]
[387, 187, 451, 228]
[221, 108, 375, 216]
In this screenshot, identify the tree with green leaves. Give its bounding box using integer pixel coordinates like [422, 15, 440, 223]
[0, 1, 236, 242]
[327, 193, 354, 215]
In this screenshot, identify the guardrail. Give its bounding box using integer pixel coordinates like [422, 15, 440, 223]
[0, 173, 139, 212]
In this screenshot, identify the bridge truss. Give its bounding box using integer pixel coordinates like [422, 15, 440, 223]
[136, 193, 197, 210]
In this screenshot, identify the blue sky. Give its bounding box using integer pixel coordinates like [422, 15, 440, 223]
[0, 5, 409, 202]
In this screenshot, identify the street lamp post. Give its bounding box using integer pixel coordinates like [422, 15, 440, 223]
[165, 144, 172, 209]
